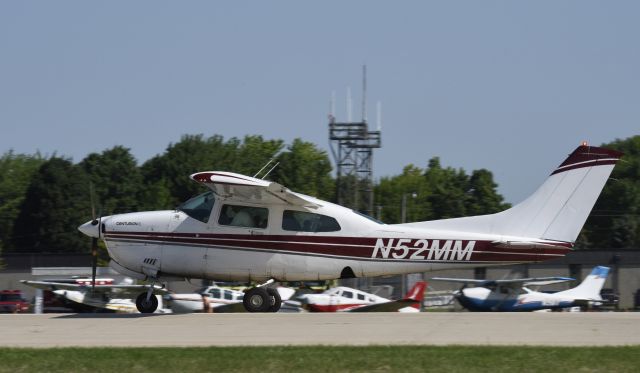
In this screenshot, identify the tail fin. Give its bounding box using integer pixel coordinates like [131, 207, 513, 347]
[558, 266, 610, 299]
[403, 281, 426, 304]
[403, 145, 623, 243]
[492, 146, 623, 242]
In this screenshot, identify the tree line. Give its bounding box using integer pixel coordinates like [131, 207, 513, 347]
[0, 134, 638, 258]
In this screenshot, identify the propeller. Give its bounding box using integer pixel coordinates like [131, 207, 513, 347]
[90, 214, 101, 293]
[89, 182, 101, 293]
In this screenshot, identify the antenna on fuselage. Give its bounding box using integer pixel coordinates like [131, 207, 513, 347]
[253, 159, 280, 180]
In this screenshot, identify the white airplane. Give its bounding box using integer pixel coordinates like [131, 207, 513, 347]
[21, 277, 169, 313]
[431, 266, 610, 311]
[168, 285, 296, 313]
[299, 281, 426, 312]
[77, 144, 622, 313]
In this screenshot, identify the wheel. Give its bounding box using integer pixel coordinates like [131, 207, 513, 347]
[267, 287, 282, 313]
[136, 292, 158, 313]
[243, 287, 271, 312]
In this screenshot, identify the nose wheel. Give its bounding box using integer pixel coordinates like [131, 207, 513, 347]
[243, 287, 282, 313]
[136, 292, 158, 313]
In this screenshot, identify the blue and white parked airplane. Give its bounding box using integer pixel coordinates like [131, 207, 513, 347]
[431, 266, 610, 311]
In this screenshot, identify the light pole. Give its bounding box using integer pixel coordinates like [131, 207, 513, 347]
[401, 192, 417, 224]
[400, 192, 418, 296]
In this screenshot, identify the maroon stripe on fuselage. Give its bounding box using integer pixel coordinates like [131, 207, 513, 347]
[104, 231, 574, 249]
[106, 231, 379, 246]
[104, 231, 572, 261]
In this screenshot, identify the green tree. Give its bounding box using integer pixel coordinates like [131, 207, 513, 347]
[234, 135, 285, 176]
[80, 146, 143, 215]
[272, 139, 334, 201]
[0, 151, 45, 257]
[141, 134, 284, 206]
[465, 169, 510, 215]
[11, 157, 91, 253]
[581, 136, 640, 249]
[376, 164, 431, 223]
[423, 157, 469, 219]
[374, 158, 508, 224]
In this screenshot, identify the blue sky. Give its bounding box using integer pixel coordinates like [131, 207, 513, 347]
[1, 1, 638, 204]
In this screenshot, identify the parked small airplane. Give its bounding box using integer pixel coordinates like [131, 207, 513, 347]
[77, 144, 622, 313]
[431, 266, 610, 311]
[299, 281, 426, 312]
[21, 277, 169, 313]
[168, 285, 297, 313]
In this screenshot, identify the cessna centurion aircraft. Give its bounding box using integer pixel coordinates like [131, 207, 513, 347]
[78, 144, 622, 313]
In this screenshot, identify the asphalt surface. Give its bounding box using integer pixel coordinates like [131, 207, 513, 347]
[1, 312, 639, 347]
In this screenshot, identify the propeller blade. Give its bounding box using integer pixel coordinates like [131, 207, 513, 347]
[91, 211, 101, 293]
[89, 182, 100, 293]
[91, 236, 98, 293]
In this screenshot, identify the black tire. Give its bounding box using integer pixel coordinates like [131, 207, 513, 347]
[267, 287, 282, 313]
[243, 287, 271, 312]
[136, 292, 159, 313]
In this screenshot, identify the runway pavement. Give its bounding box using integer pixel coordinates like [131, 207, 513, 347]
[1, 312, 639, 348]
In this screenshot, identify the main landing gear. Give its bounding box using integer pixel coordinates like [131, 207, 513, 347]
[135, 280, 160, 313]
[136, 292, 158, 313]
[242, 280, 282, 313]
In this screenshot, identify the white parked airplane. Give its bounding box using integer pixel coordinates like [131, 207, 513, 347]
[431, 266, 610, 311]
[168, 285, 296, 313]
[21, 277, 169, 313]
[299, 281, 426, 312]
[77, 144, 622, 313]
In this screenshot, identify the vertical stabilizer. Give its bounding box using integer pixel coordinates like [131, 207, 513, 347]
[403, 145, 623, 244]
[497, 146, 623, 242]
[403, 281, 427, 302]
[558, 266, 610, 299]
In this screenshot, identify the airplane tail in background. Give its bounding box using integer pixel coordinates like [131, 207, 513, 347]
[403, 145, 623, 244]
[403, 281, 427, 311]
[403, 281, 427, 302]
[557, 266, 610, 300]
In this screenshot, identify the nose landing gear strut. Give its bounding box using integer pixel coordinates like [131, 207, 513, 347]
[135, 279, 161, 313]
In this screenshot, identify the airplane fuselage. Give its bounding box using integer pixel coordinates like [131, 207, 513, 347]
[96, 196, 571, 284]
[76, 145, 622, 313]
[457, 287, 590, 312]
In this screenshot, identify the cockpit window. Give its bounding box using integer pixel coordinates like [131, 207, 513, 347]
[282, 210, 341, 232]
[218, 204, 268, 229]
[177, 191, 215, 223]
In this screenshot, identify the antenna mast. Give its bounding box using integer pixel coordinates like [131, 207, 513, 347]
[329, 68, 381, 216]
[362, 64, 367, 122]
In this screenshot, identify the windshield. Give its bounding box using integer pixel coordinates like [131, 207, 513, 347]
[177, 191, 215, 223]
[352, 209, 385, 224]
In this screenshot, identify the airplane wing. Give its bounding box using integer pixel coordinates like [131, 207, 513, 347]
[522, 279, 574, 287]
[21, 280, 168, 295]
[347, 299, 420, 312]
[191, 171, 321, 208]
[430, 278, 489, 285]
[430, 277, 574, 288]
[348, 281, 427, 312]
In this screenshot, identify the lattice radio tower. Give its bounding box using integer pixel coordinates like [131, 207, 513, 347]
[329, 66, 382, 216]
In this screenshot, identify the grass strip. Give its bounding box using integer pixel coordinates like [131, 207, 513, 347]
[0, 345, 639, 373]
